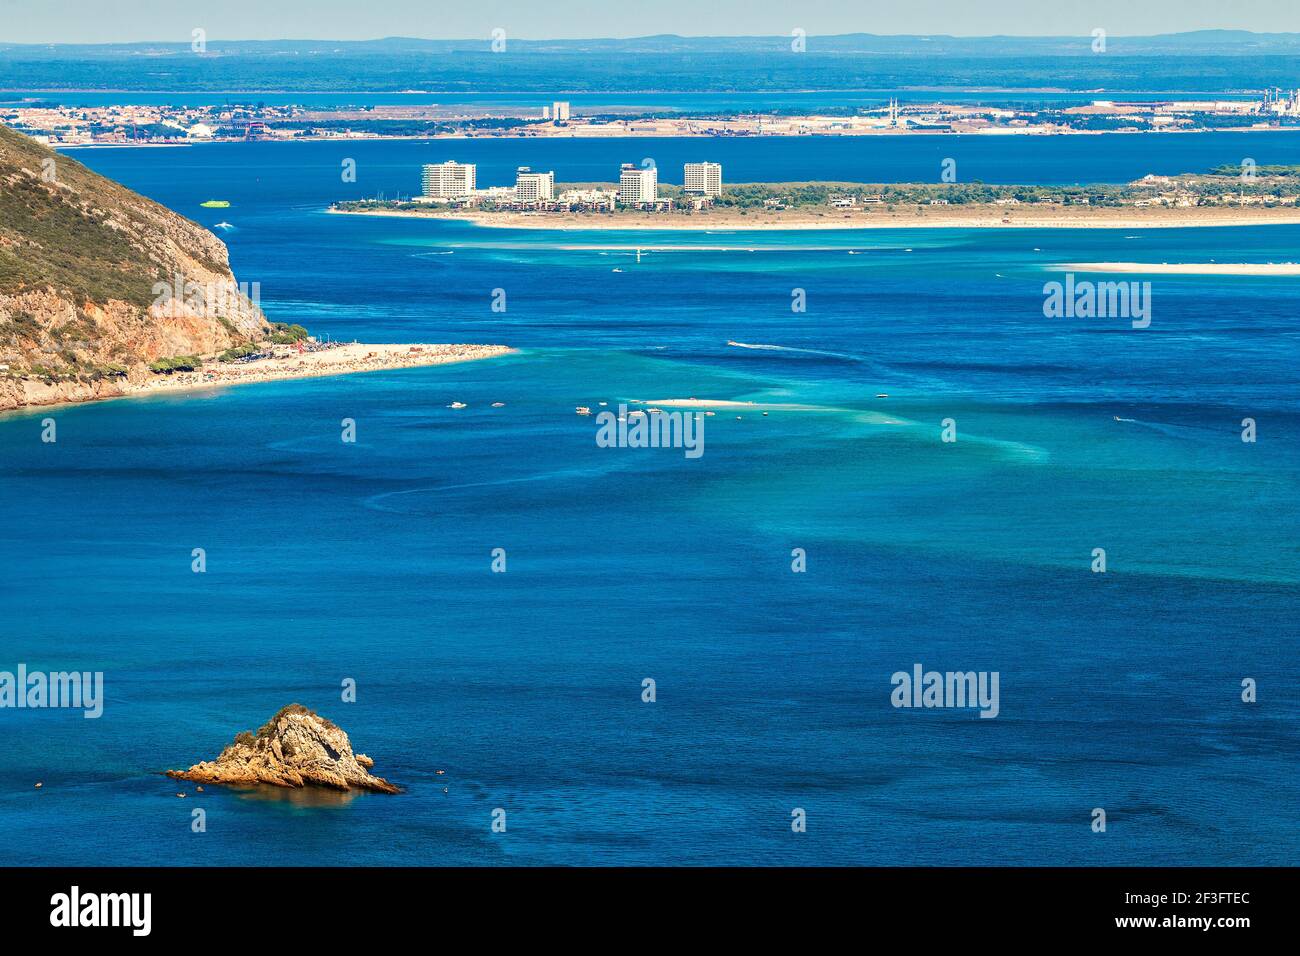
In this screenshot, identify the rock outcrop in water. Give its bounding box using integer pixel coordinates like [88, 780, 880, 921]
[167, 704, 400, 794]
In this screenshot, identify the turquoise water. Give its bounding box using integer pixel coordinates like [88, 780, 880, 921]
[1, 140, 1297, 865]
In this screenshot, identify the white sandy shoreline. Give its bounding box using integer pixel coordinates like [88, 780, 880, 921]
[130, 342, 515, 397]
[1052, 262, 1300, 276]
[328, 206, 1300, 232]
[0, 343, 515, 416]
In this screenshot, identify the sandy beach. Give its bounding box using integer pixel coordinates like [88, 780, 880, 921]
[127, 342, 515, 398]
[329, 205, 1300, 231]
[1053, 261, 1300, 276]
[1, 343, 514, 414]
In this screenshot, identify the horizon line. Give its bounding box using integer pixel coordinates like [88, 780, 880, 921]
[5, 28, 1300, 47]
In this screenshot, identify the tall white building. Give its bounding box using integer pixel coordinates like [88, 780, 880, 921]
[618, 163, 657, 204]
[552, 101, 571, 121]
[421, 161, 476, 199]
[683, 161, 722, 197]
[515, 167, 555, 202]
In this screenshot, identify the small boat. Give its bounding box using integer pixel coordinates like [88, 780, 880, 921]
[876, 393, 889, 398]
[448, 401, 467, 409]
[575, 406, 592, 416]
[491, 402, 505, 408]
[200, 200, 231, 208]
[213, 221, 234, 230]
[611, 268, 624, 273]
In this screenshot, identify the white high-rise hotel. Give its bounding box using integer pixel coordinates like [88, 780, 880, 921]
[421, 160, 476, 199]
[618, 163, 657, 204]
[515, 167, 555, 202]
[683, 162, 722, 197]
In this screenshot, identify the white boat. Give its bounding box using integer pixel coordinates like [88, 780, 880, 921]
[575, 406, 592, 416]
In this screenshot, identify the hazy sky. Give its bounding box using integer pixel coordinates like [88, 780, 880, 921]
[2, 0, 1298, 43]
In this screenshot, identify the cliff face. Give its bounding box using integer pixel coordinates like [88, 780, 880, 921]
[167, 704, 401, 794]
[0, 123, 269, 410]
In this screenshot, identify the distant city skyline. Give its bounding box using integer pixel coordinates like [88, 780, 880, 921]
[2, 0, 1300, 44]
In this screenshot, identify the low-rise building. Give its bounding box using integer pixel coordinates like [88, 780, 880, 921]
[558, 188, 619, 210]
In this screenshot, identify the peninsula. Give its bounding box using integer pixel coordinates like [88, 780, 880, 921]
[332, 165, 1300, 231]
[0, 123, 508, 412]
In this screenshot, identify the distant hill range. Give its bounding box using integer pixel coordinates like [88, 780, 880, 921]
[5, 30, 1300, 56]
[1, 31, 1298, 92]
[0, 124, 266, 409]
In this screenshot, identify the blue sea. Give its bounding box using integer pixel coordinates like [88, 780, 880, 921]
[1, 135, 1297, 865]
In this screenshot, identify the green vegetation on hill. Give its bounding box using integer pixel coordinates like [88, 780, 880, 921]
[268, 322, 309, 344]
[148, 355, 202, 374]
[0, 132, 162, 307]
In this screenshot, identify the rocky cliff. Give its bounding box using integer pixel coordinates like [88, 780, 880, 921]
[167, 704, 401, 794]
[0, 123, 269, 410]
